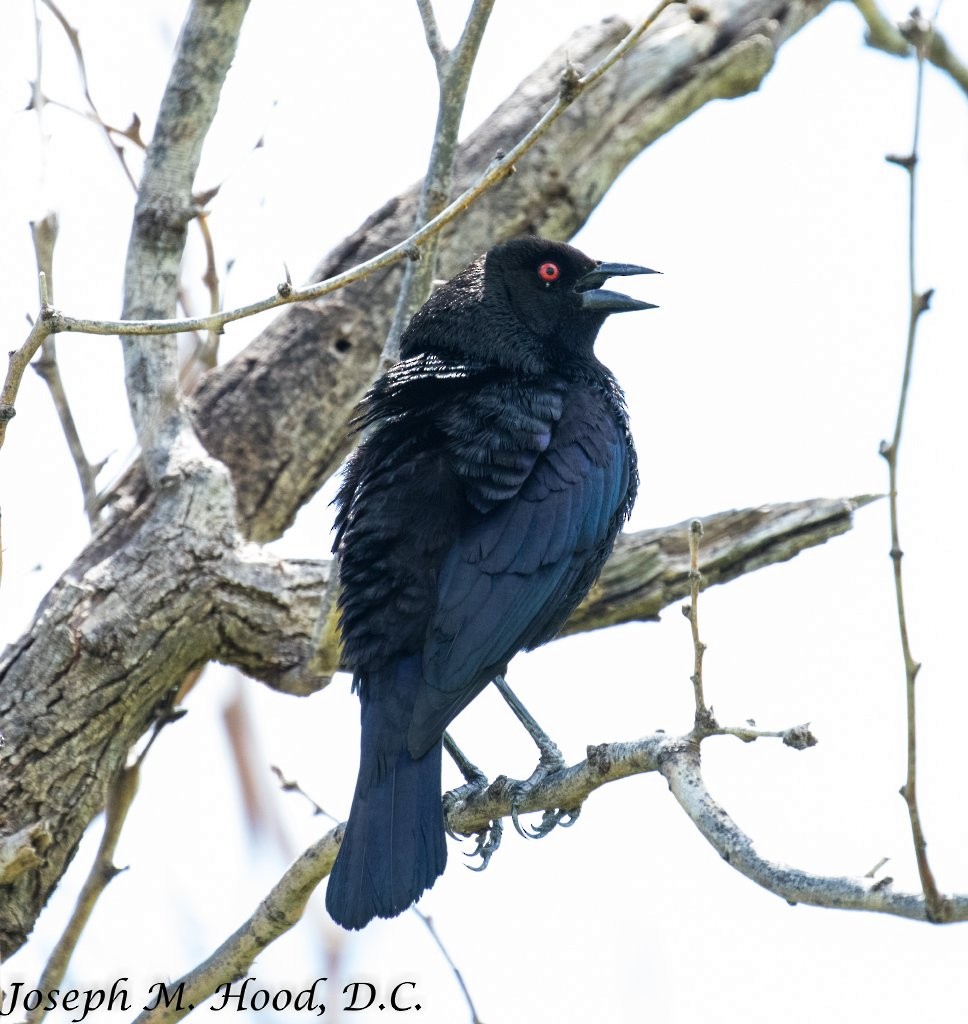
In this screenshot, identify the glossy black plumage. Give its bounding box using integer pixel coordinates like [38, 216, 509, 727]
[325, 237, 652, 929]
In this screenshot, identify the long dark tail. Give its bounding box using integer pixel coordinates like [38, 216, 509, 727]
[326, 658, 447, 930]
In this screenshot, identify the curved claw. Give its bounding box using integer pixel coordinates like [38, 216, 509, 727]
[558, 808, 581, 829]
[464, 819, 503, 872]
[524, 806, 582, 838]
[510, 797, 531, 840]
[507, 770, 581, 839]
[510, 791, 582, 839]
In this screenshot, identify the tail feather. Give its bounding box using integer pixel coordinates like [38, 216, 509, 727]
[326, 661, 447, 930]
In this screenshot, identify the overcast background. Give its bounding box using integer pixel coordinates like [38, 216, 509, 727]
[1, 1, 967, 1021]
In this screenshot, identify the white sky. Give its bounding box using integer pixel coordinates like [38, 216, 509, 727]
[2, 1, 968, 1022]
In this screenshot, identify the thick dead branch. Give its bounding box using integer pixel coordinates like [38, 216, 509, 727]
[224, 495, 875, 693]
[563, 494, 877, 634]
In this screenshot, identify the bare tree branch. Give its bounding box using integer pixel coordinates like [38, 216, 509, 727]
[685, 519, 711, 727]
[562, 495, 877, 636]
[36, 0, 142, 187]
[879, 10, 946, 922]
[119, 0, 250, 483]
[853, 0, 968, 96]
[29, 214, 102, 528]
[383, 0, 498, 364]
[659, 740, 968, 922]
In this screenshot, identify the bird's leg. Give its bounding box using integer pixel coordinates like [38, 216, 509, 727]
[493, 676, 565, 768]
[441, 732, 503, 870]
[492, 675, 581, 839]
[443, 731, 488, 789]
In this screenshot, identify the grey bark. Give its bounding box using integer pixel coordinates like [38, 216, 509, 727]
[0, 0, 838, 957]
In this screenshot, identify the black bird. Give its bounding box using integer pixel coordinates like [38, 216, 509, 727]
[326, 236, 656, 929]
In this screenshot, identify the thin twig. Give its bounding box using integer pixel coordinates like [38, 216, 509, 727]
[1, 308, 49, 450]
[178, 211, 222, 393]
[412, 909, 483, 1024]
[684, 518, 712, 730]
[25, 764, 140, 1023]
[30, 0, 45, 117]
[29, 216, 102, 528]
[383, 0, 496, 365]
[865, 856, 891, 879]
[715, 722, 817, 750]
[38, 0, 141, 188]
[853, 0, 968, 98]
[271, 765, 338, 823]
[27, 15, 103, 525]
[2, 0, 684, 457]
[878, 9, 946, 923]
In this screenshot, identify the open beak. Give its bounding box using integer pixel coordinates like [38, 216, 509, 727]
[576, 261, 659, 313]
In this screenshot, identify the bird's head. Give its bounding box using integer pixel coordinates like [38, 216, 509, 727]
[400, 236, 657, 373]
[482, 237, 658, 371]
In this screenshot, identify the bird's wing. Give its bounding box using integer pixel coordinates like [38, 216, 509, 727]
[407, 397, 631, 756]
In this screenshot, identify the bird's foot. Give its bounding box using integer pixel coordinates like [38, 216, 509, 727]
[442, 774, 490, 840]
[464, 818, 503, 872]
[441, 736, 504, 866]
[441, 776, 505, 869]
[507, 754, 581, 840]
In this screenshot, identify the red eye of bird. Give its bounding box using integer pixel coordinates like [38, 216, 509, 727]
[538, 261, 561, 283]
